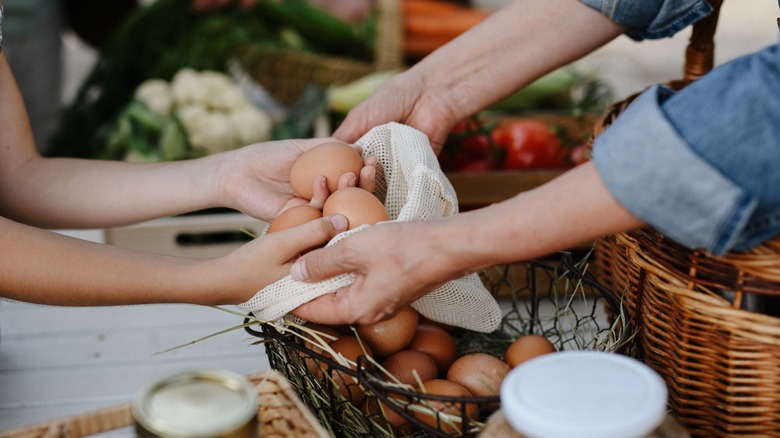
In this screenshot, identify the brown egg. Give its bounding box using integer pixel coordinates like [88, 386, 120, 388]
[324, 335, 373, 404]
[266, 205, 322, 234]
[381, 350, 438, 387]
[299, 324, 341, 379]
[446, 353, 510, 401]
[408, 324, 458, 376]
[419, 314, 455, 333]
[413, 379, 479, 435]
[290, 142, 363, 200]
[504, 334, 557, 369]
[362, 394, 413, 435]
[322, 187, 389, 230]
[357, 306, 419, 358]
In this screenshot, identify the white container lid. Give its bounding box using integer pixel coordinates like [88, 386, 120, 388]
[132, 369, 258, 438]
[500, 351, 668, 438]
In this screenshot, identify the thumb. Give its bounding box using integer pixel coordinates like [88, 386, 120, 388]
[273, 215, 348, 260]
[290, 230, 355, 283]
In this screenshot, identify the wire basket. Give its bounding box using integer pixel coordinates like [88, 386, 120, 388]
[236, 0, 403, 106]
[244, 253, 631, 437]
[592, 1, 780, 436]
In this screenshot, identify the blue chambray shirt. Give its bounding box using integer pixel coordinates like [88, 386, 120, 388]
[583, 0, 780, 255]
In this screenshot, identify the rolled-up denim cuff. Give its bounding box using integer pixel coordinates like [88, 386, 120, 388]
[592, 85, 758, 255]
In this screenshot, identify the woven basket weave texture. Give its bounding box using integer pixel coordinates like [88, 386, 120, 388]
[592, 1, 780, 435]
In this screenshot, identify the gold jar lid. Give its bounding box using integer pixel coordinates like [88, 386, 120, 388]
[132, 369, 258, 438]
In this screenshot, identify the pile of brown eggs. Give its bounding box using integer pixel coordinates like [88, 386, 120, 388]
[274, 141, 560, 435]
[267, 142, 389, 238]
[298, 306, 558, 436]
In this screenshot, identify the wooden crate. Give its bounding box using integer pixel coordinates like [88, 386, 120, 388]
[446, 169, 565, 210]
[104, 212, 267, 259]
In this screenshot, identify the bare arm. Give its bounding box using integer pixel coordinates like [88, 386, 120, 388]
[334, 0, 627, 151]
[0, 54, 375, 229]
[0, 214, 348, 306]
[290, 162, 644, 325]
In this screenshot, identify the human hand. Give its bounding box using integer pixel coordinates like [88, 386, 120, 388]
[218, 214, 349, 304]
[332, 71, 458, 154]
[215, 138, 377, 222]
[289, 220, 460, 325]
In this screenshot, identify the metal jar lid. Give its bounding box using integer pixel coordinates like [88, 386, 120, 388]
[500, 351, 668, 438]
[132, 369, 258, 438]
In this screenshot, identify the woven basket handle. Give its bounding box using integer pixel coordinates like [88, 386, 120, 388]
[374, 0, 403, 70]
[683, 0, 724, 83]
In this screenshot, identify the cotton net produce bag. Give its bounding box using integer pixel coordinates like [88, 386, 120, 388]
[238, 122, 502, 333]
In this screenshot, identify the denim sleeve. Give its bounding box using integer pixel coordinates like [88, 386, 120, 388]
[579, 0, 712, 40]
[592, 41, 780, 255]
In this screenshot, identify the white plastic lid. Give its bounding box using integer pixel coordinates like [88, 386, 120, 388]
[500, 351, 667, 438]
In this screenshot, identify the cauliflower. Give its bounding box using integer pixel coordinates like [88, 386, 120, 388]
[135, 79, 173, 116]
[171, 68, 209, 105]
[228, 105, 273, 145]
[121, 67, 273, 161]
[186, 110, 238, 155]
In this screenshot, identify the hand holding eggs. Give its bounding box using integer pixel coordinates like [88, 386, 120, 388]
[290, 142, 365, 200]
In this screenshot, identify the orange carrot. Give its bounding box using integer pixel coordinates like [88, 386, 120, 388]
[404, 33, 455, 59]
[402, 0, 461, 15]
[404, 9, 490, 39]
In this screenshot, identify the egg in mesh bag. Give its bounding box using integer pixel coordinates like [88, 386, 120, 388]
[238, 122, 502, 333]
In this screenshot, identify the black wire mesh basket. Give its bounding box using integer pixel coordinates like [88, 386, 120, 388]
[244, 253, 630, 437]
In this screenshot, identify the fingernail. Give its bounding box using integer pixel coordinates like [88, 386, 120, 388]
[291, 261, 308, 281]
[330, 214, 348, 231]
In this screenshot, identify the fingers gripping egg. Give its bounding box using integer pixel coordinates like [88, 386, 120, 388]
[323, 187, 389, 230]
[290, 142, 364, 200]
[266, 205, 323, 234]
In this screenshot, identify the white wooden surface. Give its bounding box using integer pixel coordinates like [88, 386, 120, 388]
[0, 300, 269, 434]
[0, 228, 270, 434]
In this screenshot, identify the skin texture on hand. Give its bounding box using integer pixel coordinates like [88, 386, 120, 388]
[333, 0, 626, 153]
[291, 163, 645, 325]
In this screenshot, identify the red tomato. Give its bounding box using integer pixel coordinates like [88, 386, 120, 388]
[439, 118, 492, 171]
[491, 120, 563, 169]
[457, 159, 492, 172]
[568, 143, 590, 166]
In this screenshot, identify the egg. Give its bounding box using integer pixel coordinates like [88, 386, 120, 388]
[504, 334, 557, 368]
[419, 314, 455, 333]
[413, 379, 479, 434]
[266, 205, 322, 234]
[322, 186, 389, 230]
[290, 142, 363, 200]
[357, 306, 419, 358]
[446, 353, 510, 402]
[324, 335, 373, 404]
[381, 350, 439, 387]
[362, 394, 413, 435]
[408, 324, 458, 376]
[299, 323, 341, 379]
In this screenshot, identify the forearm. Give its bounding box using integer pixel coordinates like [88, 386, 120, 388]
[3, 155, 223, 229]
[0, 215, 236, 306]
[436, 162, 644, 273]
[410, 0, 627, 122]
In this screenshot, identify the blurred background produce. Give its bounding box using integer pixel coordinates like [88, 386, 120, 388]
[47, 0, 610, 169]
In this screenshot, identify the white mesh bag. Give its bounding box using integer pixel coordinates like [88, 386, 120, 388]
[238, 122, 502, 333]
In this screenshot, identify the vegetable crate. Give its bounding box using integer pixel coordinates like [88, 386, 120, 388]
[104, 211, 266, 259]
[243, 254, 631, 437]
[592, 2, 780, 435]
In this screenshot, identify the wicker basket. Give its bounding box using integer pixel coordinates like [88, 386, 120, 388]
[592, 1, 780, 435]
[0, 370, 328, 438]
[245, 255, 631, 437]
[237, 0, 403, 106]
